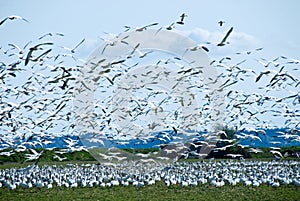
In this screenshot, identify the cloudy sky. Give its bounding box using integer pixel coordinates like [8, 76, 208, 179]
[1, 0, 299, 61]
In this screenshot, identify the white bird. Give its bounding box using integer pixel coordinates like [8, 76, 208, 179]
[0, 15, 29, 26]
[270, 150, 283, 158]
[59, 38, 85, 53]
[53, 155, 67, 161]
[25, 149, 44, 162]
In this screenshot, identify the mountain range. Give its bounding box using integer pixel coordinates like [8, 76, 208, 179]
[0, 128, 299, 150]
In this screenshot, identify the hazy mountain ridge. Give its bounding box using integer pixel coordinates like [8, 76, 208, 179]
[1, 128, 299, 151]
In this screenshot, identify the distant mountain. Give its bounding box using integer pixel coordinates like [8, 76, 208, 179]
[0, 134, 83, 150]
[237, 127, 300, 147]
[0, 128, 299, 150]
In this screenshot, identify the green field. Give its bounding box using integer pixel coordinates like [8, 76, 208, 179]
[1, 159, 300, 201]
[1, 146, 300, 164]
[1, 147, 300, 200]
[0, 181, 299, 201]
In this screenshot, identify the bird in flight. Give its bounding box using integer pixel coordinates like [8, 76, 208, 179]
[255, 70, 271, 82]
[70, 38, 85, 53]
[25, 42, 54, 66]
[135, 22, 159, 32]
[0, 15, 29, 26]
[177, 13, 187, 25]
[59, 38, 85, 53]
[217, 27, 233, 46]
[218, 21, 225, 26]
[38, 32, 64, 40]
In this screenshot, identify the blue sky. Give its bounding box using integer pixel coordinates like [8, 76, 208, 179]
[1, 0, 300, 60]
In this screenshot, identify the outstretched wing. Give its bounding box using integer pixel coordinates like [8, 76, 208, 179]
[217, 27, 233, 46]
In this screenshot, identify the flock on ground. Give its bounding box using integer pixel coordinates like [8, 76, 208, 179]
[0, 14, 300, 189]
[1, 160, 300, 189]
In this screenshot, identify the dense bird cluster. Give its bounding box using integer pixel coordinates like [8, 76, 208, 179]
[1, 160, 300, 189]
[0, 15, 299, 165]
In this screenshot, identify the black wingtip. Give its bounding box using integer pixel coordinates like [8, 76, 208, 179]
[201, 46, 209, 52]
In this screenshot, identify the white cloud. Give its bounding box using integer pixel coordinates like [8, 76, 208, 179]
[76, 38, 102, 59]
[79, 28, 262, 61]
[230, 31, 260, 50]
[176, 28, 261, 57]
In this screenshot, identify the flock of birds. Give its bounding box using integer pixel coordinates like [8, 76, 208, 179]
[0, 14, 300, 190]
[1, 160, 300, 189]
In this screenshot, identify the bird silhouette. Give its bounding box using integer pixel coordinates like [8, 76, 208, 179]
[0, 15, 29, 26]
[24, 42, 53, 66]
[218, 20, 225, 26]
[177, 13, 187, 25]
[217, 27, 233, 46]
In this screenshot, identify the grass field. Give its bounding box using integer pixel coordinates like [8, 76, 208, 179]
[1, 148, 299, 200]
[1, 146, 300, 164]
[0, 181, 299, 201]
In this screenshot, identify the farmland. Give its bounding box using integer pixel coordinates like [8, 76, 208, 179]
[1, 177, 299, 201]
[1, 155, 300, 201]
